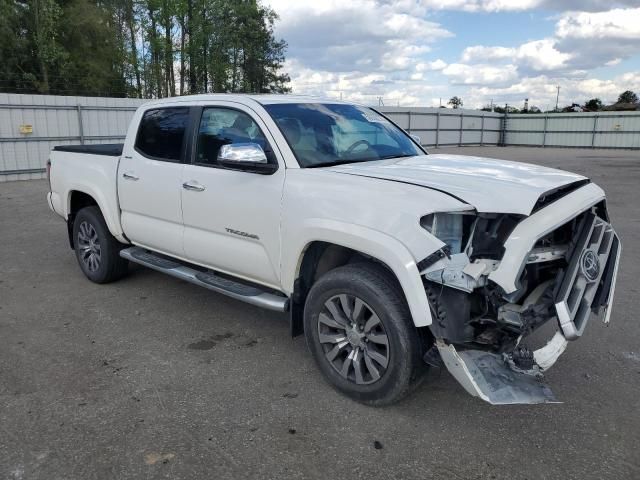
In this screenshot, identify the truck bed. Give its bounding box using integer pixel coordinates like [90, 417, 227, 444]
[53, 143, 124, 156]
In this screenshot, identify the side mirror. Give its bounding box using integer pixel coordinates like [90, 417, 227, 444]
[410, 134, 422, 145]
[217, 143, 277, 174]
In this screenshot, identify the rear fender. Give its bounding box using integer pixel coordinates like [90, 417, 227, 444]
[65, 185, 126, 243]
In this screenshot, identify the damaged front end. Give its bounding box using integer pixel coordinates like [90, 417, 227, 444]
[419, 186, 621, 405]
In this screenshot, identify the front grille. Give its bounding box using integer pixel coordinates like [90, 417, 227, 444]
[554, 212, 620, 340]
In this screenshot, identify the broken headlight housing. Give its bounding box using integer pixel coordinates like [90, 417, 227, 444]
[420, 212, 474, 254]
[422, 212, 524, 260]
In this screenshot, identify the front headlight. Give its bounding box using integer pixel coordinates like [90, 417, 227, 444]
[421, 212, 474, 254]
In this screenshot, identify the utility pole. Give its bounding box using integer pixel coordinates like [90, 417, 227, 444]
[555, 85, 561, 112]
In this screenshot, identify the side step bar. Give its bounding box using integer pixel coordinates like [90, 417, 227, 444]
[120, 247, 289, 312]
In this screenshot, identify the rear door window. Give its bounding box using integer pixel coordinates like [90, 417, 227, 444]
[135, 108, 190, 161]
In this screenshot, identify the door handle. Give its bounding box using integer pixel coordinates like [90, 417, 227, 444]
[182, 181, 205, 192]
[122, 172, 139, 181]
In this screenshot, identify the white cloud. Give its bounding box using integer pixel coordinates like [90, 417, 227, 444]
[284, 58, 439, 106]
[267, 0, 452, 73]
[416, 0, 638, 12]
[416, 0, 539, 12]
[463, 71, 640, 109]
[459, 7, 640, 76]
[415, 59, 448, 72]
[461, 40, 572, 73]
[461, 46, 515, 63]
[516, 40, 572, 72]
[442, 63, 519, 85]
[556, 8, 640, 40]
[263, 0, 640, 108]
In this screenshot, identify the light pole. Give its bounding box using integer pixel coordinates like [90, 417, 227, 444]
[555, 86, 560, 112]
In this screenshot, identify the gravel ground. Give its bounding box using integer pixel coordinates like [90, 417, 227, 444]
[1, 146, 639, 479]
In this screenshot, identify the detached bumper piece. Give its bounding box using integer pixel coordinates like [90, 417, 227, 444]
[554, 213, 621, 340]
[437, 341, 558, 405]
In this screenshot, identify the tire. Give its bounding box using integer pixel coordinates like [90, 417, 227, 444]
[73, 206, 129, 284]
[304, 263, 427, 406]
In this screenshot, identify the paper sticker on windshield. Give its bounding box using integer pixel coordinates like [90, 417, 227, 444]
[362, 111, 390, 124]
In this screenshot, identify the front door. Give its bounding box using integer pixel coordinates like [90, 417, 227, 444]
[118, 106, 189, 257]
[181, 104, 285, 288]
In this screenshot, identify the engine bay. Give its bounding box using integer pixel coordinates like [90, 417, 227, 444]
[421, 202, 610, 365]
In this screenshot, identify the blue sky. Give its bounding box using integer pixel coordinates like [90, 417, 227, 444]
[264, 1, 640, 109]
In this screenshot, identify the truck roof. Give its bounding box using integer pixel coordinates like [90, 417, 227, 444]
[140, 93, 354, 108]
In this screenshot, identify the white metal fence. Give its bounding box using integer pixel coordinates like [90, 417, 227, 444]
[381, 108, 640, 150]
[380, 107, 504, 147]
[0, 93, 145, 182]
[1, 94, 639, 182]
[504, 111, 640, 149]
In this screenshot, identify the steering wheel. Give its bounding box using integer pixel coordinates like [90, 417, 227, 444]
[345, 139, 373, 155]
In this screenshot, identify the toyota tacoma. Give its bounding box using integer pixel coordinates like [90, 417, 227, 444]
[46, 95, 621, 405]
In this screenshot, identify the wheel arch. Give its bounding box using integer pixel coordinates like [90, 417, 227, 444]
[66, 189, 125, 248]
[283, 221, 433, 336]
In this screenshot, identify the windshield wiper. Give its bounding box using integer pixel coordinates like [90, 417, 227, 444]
[376, 154, 417, 160]
[307, 154, 417, 168]
[306, 159, 364, 168]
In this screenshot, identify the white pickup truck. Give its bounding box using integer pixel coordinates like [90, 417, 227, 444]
[47, 94, 621, 405]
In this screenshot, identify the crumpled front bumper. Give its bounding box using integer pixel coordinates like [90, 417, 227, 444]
[436, 184, 622, 405]
[437, 341, 559, 404]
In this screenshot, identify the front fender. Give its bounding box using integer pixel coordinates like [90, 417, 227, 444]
[281, 218, 433, 327]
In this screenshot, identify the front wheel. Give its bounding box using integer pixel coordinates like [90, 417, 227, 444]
[73, 206, 128, 284]
[303, 263, 426, 406]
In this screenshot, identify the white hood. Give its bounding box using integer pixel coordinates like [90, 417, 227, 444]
[328, 154, 588, 215]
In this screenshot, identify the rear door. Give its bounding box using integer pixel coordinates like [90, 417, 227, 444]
[181, 103, 285, 288]
[118, 107, 190, 257]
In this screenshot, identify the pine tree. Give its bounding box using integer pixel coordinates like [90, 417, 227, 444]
[0, 0, 290, 97]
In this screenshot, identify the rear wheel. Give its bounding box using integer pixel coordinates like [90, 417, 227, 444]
[73, 206, 128, 284]
[304, 263, 426, 406]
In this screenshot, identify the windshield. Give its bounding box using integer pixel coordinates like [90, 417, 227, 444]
[263, 103, 424, 168]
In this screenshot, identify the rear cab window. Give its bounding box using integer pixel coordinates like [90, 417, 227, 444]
[135, 107, 190, 161]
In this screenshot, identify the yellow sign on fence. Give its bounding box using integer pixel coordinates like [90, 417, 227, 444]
[19, 124, 33, 134]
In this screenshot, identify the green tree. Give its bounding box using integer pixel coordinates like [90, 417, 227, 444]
[0, 0, 290, 98]
[33, 0, 64, 93]
[0, 0, 28, 92]
[493, 105, 519, 114]
[448, 96, 463, 109]
[617, 90, 638, 104]
[584, 98, 603, 111]
[57, 0, 128, 96]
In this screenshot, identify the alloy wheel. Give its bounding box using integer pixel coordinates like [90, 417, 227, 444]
[317, 294, 390, 385]
[77, 221, 101, 272]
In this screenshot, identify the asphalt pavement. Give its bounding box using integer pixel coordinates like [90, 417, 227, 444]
[1, 147, 638, 479]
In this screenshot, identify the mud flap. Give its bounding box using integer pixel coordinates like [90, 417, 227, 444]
[437, 341, 559, 405]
